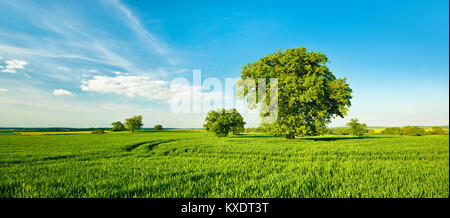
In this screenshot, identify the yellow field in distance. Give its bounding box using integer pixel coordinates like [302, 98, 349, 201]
[19, 131, 110, 136]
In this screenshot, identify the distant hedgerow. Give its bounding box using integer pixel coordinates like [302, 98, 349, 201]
[91, 129, 105, 134]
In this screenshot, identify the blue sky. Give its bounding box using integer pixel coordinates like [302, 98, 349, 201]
[0, 0, 448, 128]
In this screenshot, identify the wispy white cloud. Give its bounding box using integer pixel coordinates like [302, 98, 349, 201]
[0, 88, 8, 92]
[1, 59, 28, 73]
[53, 89, 74, 96]
[81, 75, 171, 100]
[83, 69, 98, 73]
[106, 0, 169, 56]
[0, 0, 204, 127]
[0, 0, 181, 81]
[80, 74, 221, 103]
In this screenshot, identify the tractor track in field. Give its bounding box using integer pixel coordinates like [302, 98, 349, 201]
[125, 140, 176, 152]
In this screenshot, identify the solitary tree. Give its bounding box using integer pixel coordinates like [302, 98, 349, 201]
[91, 129, 105, 134]
[125, 115, 143, 132]
[346, 118, 367, 136]
[204, 108, 246, 137]
[238, 47, 352, 139]
[154, 124, 163, 130]
[111, 121, 126, 132]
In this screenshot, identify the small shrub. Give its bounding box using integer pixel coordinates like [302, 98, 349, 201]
[430, 126, 444, 135]
[383, 127, 402, 135]
[402, 126, 425, 136]
[332, 128, 351, 135]
[91, 129, 105, 134]
[154, 124, 163, 130]
[323, 128, 333, 135]
[346, 118, 368, 137]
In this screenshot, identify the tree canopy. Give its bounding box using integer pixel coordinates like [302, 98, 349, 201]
[111, 121, 126, 132]
[431, 126, 444, 135]
[154, 124, 163, 130]
[125, 115, 143, 132]
[346, 118, 367, 137]
[383, 127, 402, 135]
[238, 47, 352, 139]
[204, 108, 246, 137]
[402, 126, 425, 136]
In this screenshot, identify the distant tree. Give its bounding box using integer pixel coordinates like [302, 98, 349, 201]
[402, 126, 425, 136]
[111, 121, 126, 132]
[125, 115, 143, 132]
[204, 108, 246, 137]
[346, 118, 367, 137]
[382, 127, 402, 135]
[334, 128, 351, 135]
[237, 47, 352, 139]
[323, 128, 333, 135]
[431, 126, 444, 135]
[245, 126, 267, 133]
[154, 124, 163, 130]
[91, 129, 105, 134]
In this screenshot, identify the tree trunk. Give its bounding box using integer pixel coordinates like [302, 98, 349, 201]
[285, 134, 295, 139]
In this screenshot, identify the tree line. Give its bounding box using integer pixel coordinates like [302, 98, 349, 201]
[102, 47, 447, 139]
[204, 47, 448, 138]
[92, 115, 164, 133]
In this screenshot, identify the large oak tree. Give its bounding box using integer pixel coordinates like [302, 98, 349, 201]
[238, 47, 352, 139]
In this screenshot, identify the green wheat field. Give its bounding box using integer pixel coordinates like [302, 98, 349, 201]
[0, 131, 448, 198]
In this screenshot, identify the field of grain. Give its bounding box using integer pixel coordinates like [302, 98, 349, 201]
[0, 131, 448, 198]
[17, 131, 99, 136]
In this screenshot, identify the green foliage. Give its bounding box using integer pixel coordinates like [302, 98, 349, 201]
[229, 109, 246, 135]
[245, 126, 266, 133]
[261, 124, 285, 136]
[402, 126, 425, 136]
[331, 128, 351, 135]
[346, 118, 368, 137]
[237, 47, 352, 139]
[154, 124, 163, 131]
[323, 128, 333, 135]
[382, 127, 402, 135]
[90, 129, 105, 134]
[111, 121, 126, 132]
[431, 126, 444, 135]
[204, 108, 246, 137]
[0, 132, 448, 197]
[125, 115, 143, 132]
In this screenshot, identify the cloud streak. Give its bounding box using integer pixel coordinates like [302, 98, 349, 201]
[1, 59, 28, 73]
[106, 0, 169, 56]
[80, 74, 221, 104]
[53, 89, 74, 96]
[0, 0, 181, 80]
